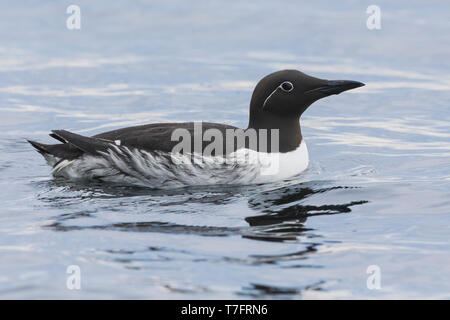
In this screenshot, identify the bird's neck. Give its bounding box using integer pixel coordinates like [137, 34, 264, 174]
[247, 113, 302, 153]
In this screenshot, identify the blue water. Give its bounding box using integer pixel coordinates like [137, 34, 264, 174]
[0, 0, 449, 299]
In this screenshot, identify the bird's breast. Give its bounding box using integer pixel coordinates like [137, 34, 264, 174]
[252, 140, 309, 183]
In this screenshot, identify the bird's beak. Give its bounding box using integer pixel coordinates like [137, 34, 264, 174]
[306, 80, 365, 96]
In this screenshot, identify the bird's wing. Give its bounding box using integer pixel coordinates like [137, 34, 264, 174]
[29, 122, 240, 159]
[93, 122, 239, 153]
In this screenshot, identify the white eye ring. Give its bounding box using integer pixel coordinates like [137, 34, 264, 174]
[262, 81, 295, 109]
[280, 81, 294, 92]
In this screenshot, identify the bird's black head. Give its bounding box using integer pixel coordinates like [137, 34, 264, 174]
[248, 69, 364, 129]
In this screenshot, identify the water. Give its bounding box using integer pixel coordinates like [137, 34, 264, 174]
[0, 0, 449, 299]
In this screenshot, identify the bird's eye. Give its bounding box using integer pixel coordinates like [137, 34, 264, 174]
[280, 81, 294, 92]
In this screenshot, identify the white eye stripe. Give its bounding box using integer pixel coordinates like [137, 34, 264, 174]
[262, 88, 278, 109]
[262, 81, 294, 109]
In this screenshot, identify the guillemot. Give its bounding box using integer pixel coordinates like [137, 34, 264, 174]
[28, 70, 364, 188]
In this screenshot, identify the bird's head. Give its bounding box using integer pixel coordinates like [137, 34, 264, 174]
[248, 69, 364, 126]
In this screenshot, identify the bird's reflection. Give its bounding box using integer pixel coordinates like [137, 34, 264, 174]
[36, 177, 369, 298]
[37, 178, 368, 243]
[243, 183, 368, 242]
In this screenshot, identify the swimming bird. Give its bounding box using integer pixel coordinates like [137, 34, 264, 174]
[28, 70, 364, 188]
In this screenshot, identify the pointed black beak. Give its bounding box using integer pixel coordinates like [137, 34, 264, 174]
[306, 80, 365, 96]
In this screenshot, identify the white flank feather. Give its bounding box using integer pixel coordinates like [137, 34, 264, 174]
[49, 141, 309, 188]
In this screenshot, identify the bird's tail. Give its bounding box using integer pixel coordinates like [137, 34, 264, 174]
[27, 139, 51, 155]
